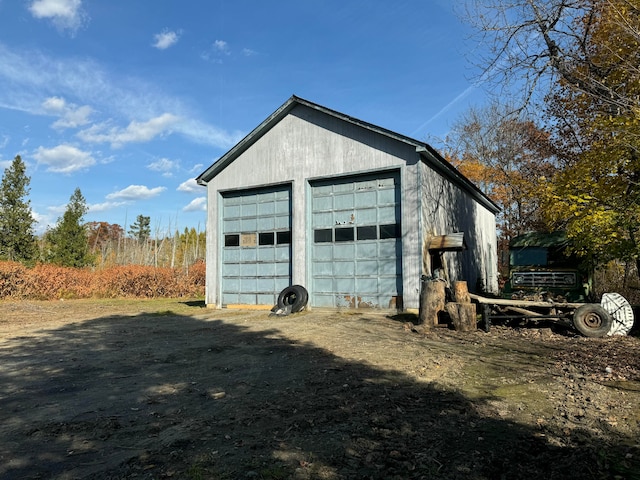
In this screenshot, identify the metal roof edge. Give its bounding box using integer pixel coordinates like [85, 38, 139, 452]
[196, 95, 300, 185]
[292, 95, 425, 149]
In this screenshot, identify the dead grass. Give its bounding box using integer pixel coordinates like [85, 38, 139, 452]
[0, 300, 639, 479]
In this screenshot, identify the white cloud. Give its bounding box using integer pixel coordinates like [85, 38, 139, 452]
[177, 178, 202, 193]
[42, 96, 66, 112]
[213, 40, 230, 54]
[33, 144, 95, 173]
[88, 201, 128, 212]
[28, 0, 88, 33]
[106, 185, 166, 201]
[0, 44, 241, 150]
[183, 197, 206, 212]
[57, 105, 92, 129]
[242, 48, 257, 56]
[78, 113, 180, 148]
[42, 96, 93, 129]
[153, 30, 181, 50]
[31, 210, 52, 234]
[47, 205, 67, 219]
[201, 40, 231, 63]
[147, 157, 178, 177]
[147, 157, 177, 172]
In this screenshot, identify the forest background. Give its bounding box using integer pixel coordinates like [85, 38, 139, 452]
[0, 156, 205, 299]
[1, 0, 639, 303]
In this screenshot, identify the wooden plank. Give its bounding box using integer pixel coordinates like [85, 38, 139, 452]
[505, 306, 547, 317]
[226, 304, 273, 310]
[469, 293, 582, 309]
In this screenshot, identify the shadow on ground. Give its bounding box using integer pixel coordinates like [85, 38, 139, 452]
[0, 310, 638, 479]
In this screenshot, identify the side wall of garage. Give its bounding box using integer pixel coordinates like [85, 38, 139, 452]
[419, 159, 499, 295]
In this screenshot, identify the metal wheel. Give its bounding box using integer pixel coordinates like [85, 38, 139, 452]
[572, 304, 613, 337]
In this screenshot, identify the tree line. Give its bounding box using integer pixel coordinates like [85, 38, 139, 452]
[0, 155, 205, 270]
[443, 0, 640, 292]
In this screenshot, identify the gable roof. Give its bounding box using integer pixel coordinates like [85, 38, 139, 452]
[196, 95, 499, 213]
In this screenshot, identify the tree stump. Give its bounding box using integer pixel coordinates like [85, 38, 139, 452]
[419, 279, 446, 327]
[453, 281, 471, 304]
[446, 302, 477, 331]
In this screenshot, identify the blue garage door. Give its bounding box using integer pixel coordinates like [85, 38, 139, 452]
[221, 186, 291, 306]
[311, 172, 402, 308]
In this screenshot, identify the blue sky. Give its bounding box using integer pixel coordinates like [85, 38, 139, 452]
[0, 0, 489, 236]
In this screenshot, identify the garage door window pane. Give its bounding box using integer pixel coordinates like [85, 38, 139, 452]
[380, 223, 401, 239]
[314, 229, 332, 243]
[335, 227, 354, 242]
[277, 231, 291, 244]
[357, 226, 377, 240]
[259, 232, 274, 245]
[225, 234, 240, 247]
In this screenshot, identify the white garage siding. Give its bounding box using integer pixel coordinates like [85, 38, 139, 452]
[419, 158, 500, 294]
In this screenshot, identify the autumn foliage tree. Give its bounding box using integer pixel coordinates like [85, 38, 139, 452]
[541, 0, 640, 275]
[175, 227, 204, 265]
[87, 221, 125, 265]
[465, 0, 640, 284]
[87, 222, 125, 250]
[465, 0, 640, 112]
[444, 103, 556, 272]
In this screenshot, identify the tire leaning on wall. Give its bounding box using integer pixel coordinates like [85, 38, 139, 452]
[277, 285, 309, 313]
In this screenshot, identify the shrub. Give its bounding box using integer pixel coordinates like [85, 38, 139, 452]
[98, 265, 179, 298]
[0, 261, 205, 300]
[26, 264, 95, 300]
[0, 261, 27, 299]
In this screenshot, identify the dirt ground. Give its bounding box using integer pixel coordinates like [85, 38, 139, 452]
[1, 299, 640, 480]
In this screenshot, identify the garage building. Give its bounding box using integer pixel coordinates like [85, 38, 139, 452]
[196, 96, 499, 310]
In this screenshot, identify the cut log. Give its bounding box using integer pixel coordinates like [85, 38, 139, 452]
[419, 279, 446, 327]
[446, 302, 477, 331]
[453, 281, 471, 304]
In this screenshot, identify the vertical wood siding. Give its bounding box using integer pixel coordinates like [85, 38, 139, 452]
[419, 160, 498, 295]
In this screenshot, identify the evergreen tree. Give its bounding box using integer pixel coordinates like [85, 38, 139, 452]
[128, 214, 151, 243]
[0, 155, 37, 263]
[46, 188, 92, 267]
